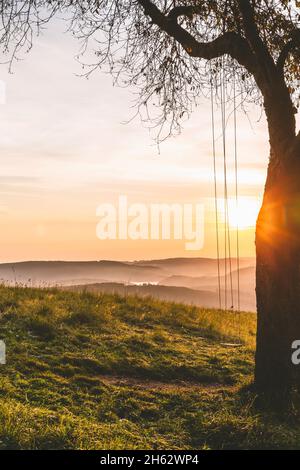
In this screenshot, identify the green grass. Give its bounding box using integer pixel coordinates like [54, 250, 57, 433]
[0, 285, 299, 449]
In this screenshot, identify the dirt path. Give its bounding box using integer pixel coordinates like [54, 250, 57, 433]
[98, 373, 235, 392]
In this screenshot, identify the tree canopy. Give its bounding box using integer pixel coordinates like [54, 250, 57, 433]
[0, 1, 299, 139]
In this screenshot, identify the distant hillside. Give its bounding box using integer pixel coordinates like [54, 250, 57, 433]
[67, 281, 255, 312]
[135, 257, 254, 274]
[0, 260, 162, 286]
[0, 285, 299, 449]
[160, 266, 255, 290]
[0, 257, 256, 311]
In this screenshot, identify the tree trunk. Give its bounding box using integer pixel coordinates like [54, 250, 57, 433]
[255, 141, 300, 402]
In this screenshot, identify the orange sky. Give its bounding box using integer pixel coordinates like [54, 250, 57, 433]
[0, 20, 298, 262]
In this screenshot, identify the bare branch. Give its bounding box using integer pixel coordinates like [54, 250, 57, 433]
[137, 0, 257, 74]
[167, 5, 203, 21]
[277, 28, 300, 71]
[0, 1, 297, 141]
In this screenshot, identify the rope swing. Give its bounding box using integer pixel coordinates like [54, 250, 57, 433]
[233, 65, 241, 343]
[210, 66, 222, 311]
[210, 59, 242, 345]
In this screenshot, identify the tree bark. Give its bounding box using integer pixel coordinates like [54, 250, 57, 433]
[255, 137, 300, 402]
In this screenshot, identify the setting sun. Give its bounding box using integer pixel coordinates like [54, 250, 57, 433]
[219, 197, 262, 230]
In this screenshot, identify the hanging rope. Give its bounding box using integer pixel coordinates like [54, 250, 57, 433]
[220, 57, 234, 311]
[219, 63, 227, 310]
[210, 66, 222, 310]
[210, 58, 242, 346]
[233, 65, 241, 342]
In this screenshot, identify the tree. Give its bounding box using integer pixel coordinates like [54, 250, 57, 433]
[1, 0, 300, 401]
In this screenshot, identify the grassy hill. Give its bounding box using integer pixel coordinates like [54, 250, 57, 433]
[0, 285, 299, 449]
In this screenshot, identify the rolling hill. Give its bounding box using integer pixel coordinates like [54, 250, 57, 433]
[0, 257, 256, 311]
[66, 281, 255, 312]
[0, 285, 299, 449]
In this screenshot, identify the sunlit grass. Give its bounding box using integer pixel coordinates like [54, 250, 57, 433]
[0, 285, 298, 449]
